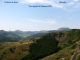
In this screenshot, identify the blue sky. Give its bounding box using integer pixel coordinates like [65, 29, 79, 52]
[0, 0, 80, 31]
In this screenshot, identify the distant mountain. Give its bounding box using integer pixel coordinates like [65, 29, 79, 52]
[0, 28, 71, 42]
[13, 30, 32, 38]
[0, 30, 22, 42]
[23, 33, 47, 40]
[23, 30, 57, 40]
[13, 30, 24, 34]
[0, 30, 55, 42]
[13, 30, 44, 38]
[58, 27, 71, 31]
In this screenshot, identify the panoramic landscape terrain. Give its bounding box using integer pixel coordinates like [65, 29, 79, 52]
[0, 0, 80, 60]
[0, 28, 80, 60]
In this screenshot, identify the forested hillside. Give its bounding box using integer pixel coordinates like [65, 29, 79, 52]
[41, 29, 80, 60]
[22, 34, 60, 60]
[22, 29, 80, 60]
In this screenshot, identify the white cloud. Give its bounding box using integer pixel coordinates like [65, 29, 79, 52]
[68, 18, 77, 21]
[68, 18, 73, 20]
[67, 0, 80, 7]
[29, 19, 42, 23]
[44, 20, 56, 24]
[20, 0, 80, 11]
[74, 0, 79, 2]
[68, 2, 74, 5]
[23, 0, 46, 3]
[20, 0, 63, 8]
[29, 19, 56, 24]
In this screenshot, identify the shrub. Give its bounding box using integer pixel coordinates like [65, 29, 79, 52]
[9, 47, 15, 53]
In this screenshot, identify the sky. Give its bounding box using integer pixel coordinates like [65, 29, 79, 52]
[0, 0, 80, 31]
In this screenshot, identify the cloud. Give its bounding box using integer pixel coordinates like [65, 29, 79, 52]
[20, 0, 63, 8]
[74, 0, 79, 2]
[68, 2, 74, 5]
[67, 0, 80, 8]
[22, 0, 46, 3]
[68, 18, 73, 20]
[29, 19, 56, 24]
[29, 19, 42, 23]
[20, 0, 80, 11]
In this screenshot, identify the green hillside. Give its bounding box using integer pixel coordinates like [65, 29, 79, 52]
[22, 34, 60, 60]
[22, 29, 80, 60]
[41, 29, 80, 60]
[0, 29, 80, 60]
[0, 40, 33, 60]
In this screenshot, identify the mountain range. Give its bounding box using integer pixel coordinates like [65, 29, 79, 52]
[0, 27, 71, 42]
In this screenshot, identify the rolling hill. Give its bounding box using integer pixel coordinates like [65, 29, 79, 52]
[22, 29, 80, 60]
[0, 29, 80, 60]
[0, 40, 33, 60]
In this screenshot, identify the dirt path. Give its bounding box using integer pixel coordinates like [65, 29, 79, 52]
[72, 52, 80, 60]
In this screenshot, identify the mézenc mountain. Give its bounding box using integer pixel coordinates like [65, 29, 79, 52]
[58, 27, 70, 31]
